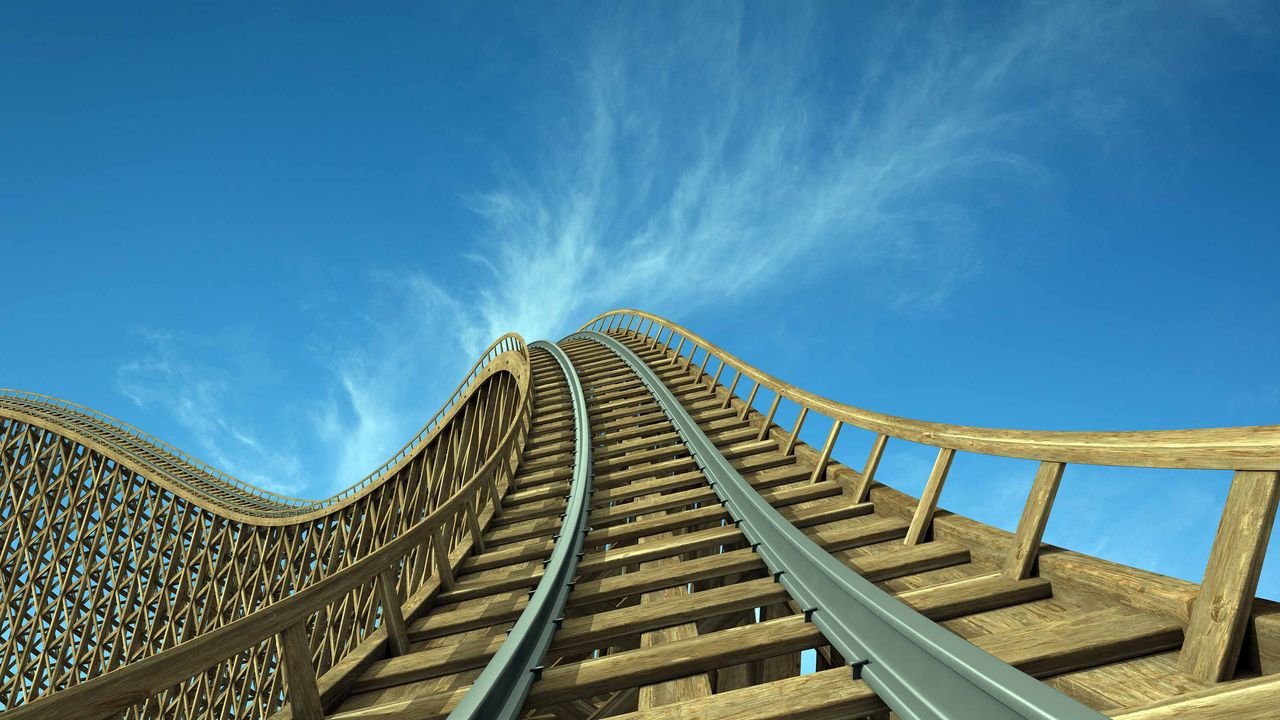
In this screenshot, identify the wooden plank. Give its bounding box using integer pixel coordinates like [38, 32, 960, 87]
[277, 622, 324, 720]
[1179, 470, 1280, 681]
[973, 606, 1182, 678]
[352, 634, 506, 693]
[1111, 674, 1280, 719]
[552, 578, 789, 656]
[598, 607, 1182, 720]
[898, 574, 1052, 621]
[1002, 461, 1065, 580]
[904, 447, 955, 545]
[843, 540, 969, 582]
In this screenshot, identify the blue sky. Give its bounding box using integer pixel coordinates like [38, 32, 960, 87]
[2, 1, 1279, 601]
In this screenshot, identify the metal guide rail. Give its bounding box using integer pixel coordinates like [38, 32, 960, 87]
[446, 340, 593, 720]
[572, 331, 1107, 720]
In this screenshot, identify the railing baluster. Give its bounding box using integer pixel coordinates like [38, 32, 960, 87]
[720, 371, 742, 409]
[756, 393, 781, 440]
[376, 568, 411, 657]
[1180, 470, 1280, 681]
[670, 337, 685, 365]
[694, 349, 711, 383]
[464, 495, 486, 554]
[736, 379, 760, 416]
[277, 621, 324, 720]
[432, 523, 455, 590]
[782, 406, 809, 456]
[808, 419, 843, 484]
[1002, 461, 1065, 580]
[711, 359, 726, 387]
[852, 433, 889, 503]
[485, 471, 502, 517]
[904, 447, 955, 545]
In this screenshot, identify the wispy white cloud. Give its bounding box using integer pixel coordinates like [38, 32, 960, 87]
[117, 328, 307, 496]
[427, 1, 1249, 348]
[113, 0, 1268, 506]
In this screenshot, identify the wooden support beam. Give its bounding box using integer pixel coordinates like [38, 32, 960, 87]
[808, 419, 842, 484]
[852, 433, 889, 503]
[277, 622, 324, 720]
[430, 524, 455, 590]
[756, 394, 781, 440]
[904, 447, 955, 546]
[782, 406, 808, 456]
[1180, 470, 1280, 681]
[1002, 461, 1066, 580]
[598, 607, 1181, 720]
[738, 380, 760, 419]
[375, 569, 410, 658]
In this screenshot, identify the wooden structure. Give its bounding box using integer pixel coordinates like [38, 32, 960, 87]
[0, 309, 1277, 718]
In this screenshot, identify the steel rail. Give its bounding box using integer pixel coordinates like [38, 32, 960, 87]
[573, 331, 1108, 720]
[446, 340, 594, 720]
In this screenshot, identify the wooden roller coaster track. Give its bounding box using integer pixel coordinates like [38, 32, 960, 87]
[0, 309, 1276, 719]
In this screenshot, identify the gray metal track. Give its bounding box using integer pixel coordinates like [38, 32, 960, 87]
[571, 331, 1107, 720]
[446, 341, 593, 720]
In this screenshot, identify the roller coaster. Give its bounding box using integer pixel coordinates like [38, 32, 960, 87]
[1, 309, 1276, 719]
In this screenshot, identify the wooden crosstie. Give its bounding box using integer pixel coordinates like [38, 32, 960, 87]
[0, 310, 1276, 719]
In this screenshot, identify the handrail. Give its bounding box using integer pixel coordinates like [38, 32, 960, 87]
[0, 334, 527, 519]
[580, 310, 1280, 470]
[446, 341, 593, 720]
[576, 331, 1108, 720]
[0, 378, 532, 720]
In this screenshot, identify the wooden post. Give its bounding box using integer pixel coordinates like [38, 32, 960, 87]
[737, 380, 760, 417]
[808, 420, 843, 484]
[670, 337, 685, 365]
[432, 523, 455, 590]
[277, 621, 324, 720]
[464, 496, 486, 554]
[720, 371, 742, 409]
[694, 350, 711, 384]
[1180, 470, 1280, 681]
[756, 394, 781, 441]
[904, 448, 956, 546]
[485, 471, 502, 517]
[782, 407, 809, 456]
[1002, 461, 1066, 580]
[851, 433, 889, 503]
[376, 568, 411, 657]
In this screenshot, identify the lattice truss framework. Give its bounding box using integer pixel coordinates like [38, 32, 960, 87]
[0, 352, 526, 718]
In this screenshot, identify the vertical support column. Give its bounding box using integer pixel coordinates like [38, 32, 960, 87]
[464, 496, 487, 554]
[277, 621, 324, 720]
[432, 522, 455, 590]
[808, 420, 843, 484]
[756, 394, 781, 441]
[377, 567, 411, 657]
[852, 433, 889, 503]
[904, 448, 956, 546]
[1002, 461, 1066, 580]
[782, 407, 809, 456]
[737, 380, 760, 416]
[1180, 470, 1280, 681]
[720, 370, 742, 408]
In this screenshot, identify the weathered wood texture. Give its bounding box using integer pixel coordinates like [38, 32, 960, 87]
[6, 309, 1280, 720]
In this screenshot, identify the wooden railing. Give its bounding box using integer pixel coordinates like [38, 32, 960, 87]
[0, 374, 533, 720]
[0, 335, 531, 717]
[582, 309, 1280, 683]
[0, 335, 528, 519]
